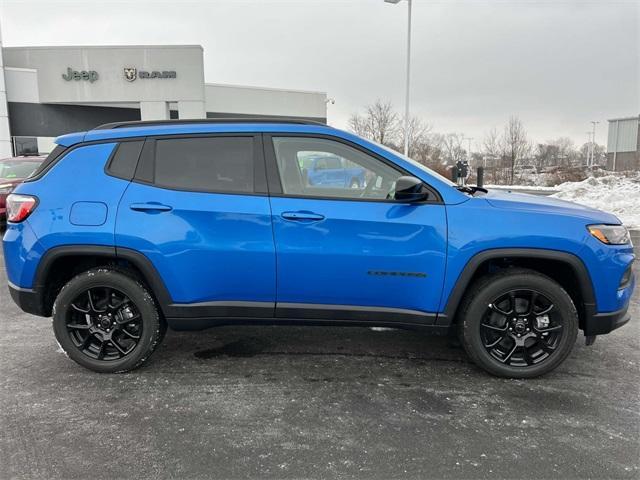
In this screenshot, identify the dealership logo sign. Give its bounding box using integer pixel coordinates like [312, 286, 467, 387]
[124, 67, 137, 82]
[124, 67, 176, 81]
[62, 67, 99, 83]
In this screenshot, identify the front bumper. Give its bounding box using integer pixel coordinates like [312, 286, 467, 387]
[8, 282, 46, 317]
[583, 304, 631, 336]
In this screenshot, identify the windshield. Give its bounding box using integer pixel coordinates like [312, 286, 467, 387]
[0, 159, 43, 180]
[372, 141, 457, 187]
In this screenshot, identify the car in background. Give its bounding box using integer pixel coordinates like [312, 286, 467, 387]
[0, 155, 45, 225]
[302, 155, 367, 189]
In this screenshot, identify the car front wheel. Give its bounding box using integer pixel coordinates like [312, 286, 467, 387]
[459, 268, 578, 378]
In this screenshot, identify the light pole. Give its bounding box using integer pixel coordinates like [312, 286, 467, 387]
[385, 0, 412, 157]
[590, 121, 599, 167]
[464, 137, 473, 163]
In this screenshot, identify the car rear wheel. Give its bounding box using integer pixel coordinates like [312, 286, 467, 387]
[53, 268, 163, 373]
[459, 268, 578, 378]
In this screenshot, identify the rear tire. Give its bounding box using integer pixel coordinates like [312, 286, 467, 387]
[53, 268, 163, 373]
[459, 268, 578, 378]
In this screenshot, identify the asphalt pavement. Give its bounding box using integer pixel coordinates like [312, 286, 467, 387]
[1, 235, 638, 479]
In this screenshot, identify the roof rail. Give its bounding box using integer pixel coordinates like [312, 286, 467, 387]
[93, 117, 326, 130]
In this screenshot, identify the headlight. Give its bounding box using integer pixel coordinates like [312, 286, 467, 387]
[587, 224, 630, 245]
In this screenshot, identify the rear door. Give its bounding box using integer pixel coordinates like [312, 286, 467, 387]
[115, 134, 276, 319]
[265, 134, 448, 324]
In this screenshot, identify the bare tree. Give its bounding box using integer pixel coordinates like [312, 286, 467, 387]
[501, 116, 530, 184]
[397, 116, 432, 159]
[348, 100, 399, 146]
[482, 128, 502, 166]
[549, 137, 578, 166]
[580, 142, 606, 166]
[436, 132, 467, 165]
[534, 143, 559, 169]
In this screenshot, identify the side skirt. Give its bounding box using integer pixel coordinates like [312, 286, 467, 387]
[166, 302, 447, 333]
[166, 316, 451, 335]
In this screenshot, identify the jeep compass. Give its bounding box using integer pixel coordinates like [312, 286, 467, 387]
[3, 119, 635, 377]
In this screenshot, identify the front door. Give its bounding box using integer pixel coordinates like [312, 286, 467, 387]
[265, 135, 447, 324]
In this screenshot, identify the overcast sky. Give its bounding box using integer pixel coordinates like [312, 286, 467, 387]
[1, 0, 638, 148]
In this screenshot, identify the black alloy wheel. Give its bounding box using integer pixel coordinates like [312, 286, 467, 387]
[480, 289, 563, 367]
[65, 287, 142, 361]
[459, 269, 578, 378]
[53, 268, 164, 373]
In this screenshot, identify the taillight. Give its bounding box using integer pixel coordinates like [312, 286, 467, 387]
[6, 194, 38, 222]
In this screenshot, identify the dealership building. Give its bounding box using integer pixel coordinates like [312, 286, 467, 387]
[606, 115, 640, 171]
[0, 44, 327, 158]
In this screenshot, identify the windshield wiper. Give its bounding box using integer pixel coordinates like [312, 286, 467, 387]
[456, 185, 488, 196]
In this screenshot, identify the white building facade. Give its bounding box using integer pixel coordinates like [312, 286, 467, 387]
[606, 116, 639, 171]
[1, 45, 327, 156]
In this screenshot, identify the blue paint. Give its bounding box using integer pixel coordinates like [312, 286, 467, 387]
[70, 201, 108, 226]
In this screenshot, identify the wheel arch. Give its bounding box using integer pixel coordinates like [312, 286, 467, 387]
[439, 248, 596, 329]
[34, 245, 172, 317]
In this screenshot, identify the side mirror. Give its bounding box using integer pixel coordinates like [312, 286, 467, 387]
[394, 176, 429, 202]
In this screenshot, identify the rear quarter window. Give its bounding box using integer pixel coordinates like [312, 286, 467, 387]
[106, 140, 144, 180]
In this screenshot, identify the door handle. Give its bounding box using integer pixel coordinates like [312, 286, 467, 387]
[281, 211, 325, 221]
[129, 202, 173, 212]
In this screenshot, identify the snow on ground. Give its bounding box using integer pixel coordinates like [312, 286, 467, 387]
[484, 184, 558, 191]
[551, 174, 640, 228]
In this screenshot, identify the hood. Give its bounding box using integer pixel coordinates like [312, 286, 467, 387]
[484, 189, 620, 224]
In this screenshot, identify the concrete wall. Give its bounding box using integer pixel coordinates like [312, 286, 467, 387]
[5, 67, 39, 103]
[0, 25, 12, 158]
[3, 45, 205, 106]
[205, 83, 326, 121]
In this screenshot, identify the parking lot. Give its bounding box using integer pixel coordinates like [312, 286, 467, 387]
[1, 235, 638, 480]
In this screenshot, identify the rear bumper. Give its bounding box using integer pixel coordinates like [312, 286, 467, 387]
[8, 282, 46, 317]
[583, 304, 631, 336]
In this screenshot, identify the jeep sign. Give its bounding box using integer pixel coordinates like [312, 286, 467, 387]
[62, 67, 99, 83]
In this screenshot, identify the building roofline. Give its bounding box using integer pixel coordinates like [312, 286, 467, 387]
[205, 82, 326, 96]
[3, 66, 38, 73]
[2, 44, 203, 51]
[93, 118, 327, 131]
[607, 115, 640, 122]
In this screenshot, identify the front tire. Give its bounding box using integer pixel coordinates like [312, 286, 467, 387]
[53, 268, 163, 373]
[459, 269, 578, 378]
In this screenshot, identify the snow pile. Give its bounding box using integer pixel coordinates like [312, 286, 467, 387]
[484, 184, 558, 192]
[551, 174, 640, 228]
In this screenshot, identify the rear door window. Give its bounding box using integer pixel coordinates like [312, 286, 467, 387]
[153, 137, 254, 193]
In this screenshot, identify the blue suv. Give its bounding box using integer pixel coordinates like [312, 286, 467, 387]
[3, 119, 635, 377]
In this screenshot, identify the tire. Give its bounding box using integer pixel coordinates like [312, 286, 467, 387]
[52, 268, 163, 373]
[459, 268, 578, 378]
